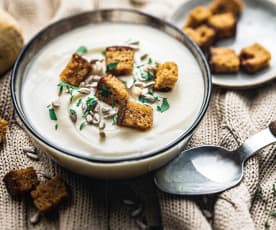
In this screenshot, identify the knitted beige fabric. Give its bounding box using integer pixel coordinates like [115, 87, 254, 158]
[0, 0, 276, 229]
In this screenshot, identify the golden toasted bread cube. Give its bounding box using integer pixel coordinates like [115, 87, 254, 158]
[3, 167, 39, 197]
[185, 6, 212, 28]
[210, 0, 244, 16]
[209, 47, 240, 74]
[208, 13, 237, 39]
[184, 25, 216, 51]
[60, 54, 92, 86]
[154, 62, 178, 92]
[95, 74, 129, 106]
[118, 100, 153, 130]
[0, 118, 8, 143]
[240, 43, 271, 74]
[31, 176, 69, 214]
[105, 46, 135, 75]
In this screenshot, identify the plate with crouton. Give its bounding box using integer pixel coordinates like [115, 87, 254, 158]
[11, 9, 212, 178]
[171, 0, 276, 88]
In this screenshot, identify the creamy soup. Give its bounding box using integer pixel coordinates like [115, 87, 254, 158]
[22, 23, 205, 159]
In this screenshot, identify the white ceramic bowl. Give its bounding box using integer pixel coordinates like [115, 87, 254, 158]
[11, 9, 212, 179]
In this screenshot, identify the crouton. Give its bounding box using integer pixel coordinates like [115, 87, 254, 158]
[118, 100, 153, 130]
[185, 6, 212, 28]
[31, 176, 69, 214]
[209, 47, 240, 74]
[95, 74, 129, 106]
[60, 54, 92, 86]
[105, 46, 135, 75]
[240, 43, 271, 74]
[154, 62, 178, 92]
[0, 118, 8, 143]
[210, 0, 244, 16]
[184, 25, 216, 51]
[208, 13, 237, 39]
[3, 167, 39, 197]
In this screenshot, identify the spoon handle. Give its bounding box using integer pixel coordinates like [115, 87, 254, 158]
[238, 120, 276, 161]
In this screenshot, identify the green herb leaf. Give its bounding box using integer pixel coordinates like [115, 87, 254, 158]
[83, 97, 97, 117]
[157, 98, 170, 113]
[101, 84, 110, 97]
[55, 124, 58, 130]
[76, 46, 88, 55]
[112, 114, 118, 125]
[111, 99, 115, 109]
[57, 81, 79, 89]
[101, 50, 106, 56]
[106, 62, 119, 72]
[141, 72, 154, 81]
[138, 95, 149, 104]
[76, 98, 82, 107]
[80, 122, 87, 130]
[48, 108, 57, 121]
[148, 58, 152, 64]
[70, 109, 76, 115]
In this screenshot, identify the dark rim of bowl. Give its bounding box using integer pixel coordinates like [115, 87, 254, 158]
[11, 9, 212, 164]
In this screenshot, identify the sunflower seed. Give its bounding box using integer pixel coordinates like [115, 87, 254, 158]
[23, 147, 36, 154]
[25, 152, 39, 161]
[140, 53, 148, 61]
[91, 61, 104, 75]
[78, 88, 91, 94]
[93, 103, 100, 113]
[84, 76, 94, 84]
[101, 107, 111, 114]
[86, 114, 93, 124]
[81, 103, 87, 112]
[52, 99, 60, 108]
[70, 113, 77, 123]
[135, 219, 147, 230]
[134, 82, 144, 88]
[143, 81, 155, 88]
[30, 212, 40, 225]
[93, 113, 101, 123]
[79, 81, 86, 88]
[90, 82, 98, 88]
[92, 75, 102, 82]
[99, 121, 106, 130]
[122, 199, 136, 206]
[131, 205, 143, 217]
[103, 110, 117, 119]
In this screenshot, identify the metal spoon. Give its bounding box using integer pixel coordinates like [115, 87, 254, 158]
[154, 121, 276, 195]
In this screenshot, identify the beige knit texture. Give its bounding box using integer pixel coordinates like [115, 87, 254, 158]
[0, 0, 276, 229]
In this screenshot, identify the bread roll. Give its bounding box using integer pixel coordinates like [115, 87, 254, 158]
[0, 9, 24, 75]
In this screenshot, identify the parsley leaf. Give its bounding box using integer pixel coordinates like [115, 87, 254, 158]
[76, 98, 82, 107]
[101, 84, 110, 97]
[113, 114, 118, 125]
[55, 124, 58, 130]
[106, 62, 119, 72]
[83, 97, 97, 117]
[273, 184, 276, 196]
[148, 58, 152, 64]
[270, 211, 276, 217]
[141, 72, 154, 81]
[76, 46, 88, 55]
[101, 50, 106, 56]
[80, 122, 87, 130]
[157, 98, 170, 113]
[138, 95, 149, 104]
[48, 108, 57, 120]
[70, 109, 76, 115]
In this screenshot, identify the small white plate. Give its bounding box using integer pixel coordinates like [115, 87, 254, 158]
[171, 0, 276, 89]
